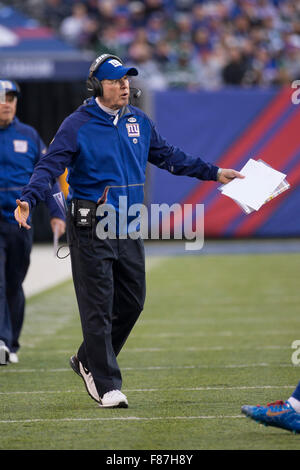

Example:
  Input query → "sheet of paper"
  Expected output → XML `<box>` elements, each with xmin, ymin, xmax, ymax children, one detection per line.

<box><xmin>220</xmin><ymin>159</ymin><xmax>287</xmax><ymax>211</ymax></box>
<box><xmin>53</xmin><ymin>226</ymin><xmax>59</xmax><ymax>257</ymax></box>
<box><xmin>53</xmin><ymin>191</ymin><xmax>67</xmax><ymax>216</ymax></box>
<box><xmin>232</xmin><ymin>198</ymin><xmax>254</xmax><ymax>214</ymax></box>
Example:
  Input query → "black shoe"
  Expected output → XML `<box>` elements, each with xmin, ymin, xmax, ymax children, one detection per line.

<box><xmin>69</xmin><ymin>355</ymin><xmax>100</xmax><ymax>403</ymax></box>
<box><xmin>0</xmin><ymin>341</ymin><xmax>10</xmax><ymax>366</ymax></box>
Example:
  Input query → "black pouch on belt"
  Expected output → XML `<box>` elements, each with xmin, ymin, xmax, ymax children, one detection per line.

<box><xmin>71</xmin><ymin>199</ymin><xmax>96</xmax><ymax>228</ymax></box>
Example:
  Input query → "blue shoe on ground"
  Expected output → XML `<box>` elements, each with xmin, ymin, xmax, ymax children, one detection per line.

<box><xmin>242</xmin><ymin>400</ymin><xmax>300</xmax><ymax>434</ymax></box>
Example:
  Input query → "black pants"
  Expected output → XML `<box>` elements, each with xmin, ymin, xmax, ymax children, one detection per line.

<box><xmin>68</xmin><ymin>215</ymin><xmax>146</xmax><ymax>397</ymax></box>
<box><xmin>0</xmin><ymin>221</ymin><xmax>33</xmax><ymax>352</ymax></box>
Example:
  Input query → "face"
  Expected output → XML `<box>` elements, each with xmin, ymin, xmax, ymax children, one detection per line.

<box><xmin>0</xmin><ymin>92</ymin><xmax>17</xmax><ymax>126</ymax></box>
<box><xmin>99</xmin><ymin>75</ymin><xmax>130</xmax><ymax>109</ymax></box>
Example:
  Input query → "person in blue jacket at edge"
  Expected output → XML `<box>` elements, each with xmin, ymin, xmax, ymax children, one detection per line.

<box><xmin>0</xmin><ymin>80</ymin><xmax>66</xmax><ymax>366</ymax></box>
<box><xmin>15</xmin><ymin>54</ymin><xmax>243</xmax><ymax>409</ymax></box>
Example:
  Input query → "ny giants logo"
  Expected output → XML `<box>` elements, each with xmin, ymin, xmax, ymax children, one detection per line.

<box><xmin>126</xmin><ymin>123</ymin><xmax>140</xmax><ymax>137</ymax></box>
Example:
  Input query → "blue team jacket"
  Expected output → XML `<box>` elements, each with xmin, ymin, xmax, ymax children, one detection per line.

<box><xmin>21</xmin><ymin>98</ymin><xmax>219</xmax><ymax>220</ymax></box>
<box><xmin>0</xmin><ymin>117</ymin><xmax>63</xmax><ymax>224</ymax></box>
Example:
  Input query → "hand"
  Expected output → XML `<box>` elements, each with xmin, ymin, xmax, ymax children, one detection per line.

<box><xmin>217</xmin><ymin>168</ymin><xmax>245</xmax><ymax>184</ymax></box>
<box><xmin>14</xmin><ymin>199</ymin><xmax>31</xmax><ymax>229</ymax></box>
<box><xmin>50</xmin><ymin>218</ymin><xmax>66</xmax><ymax>239</ymax></box>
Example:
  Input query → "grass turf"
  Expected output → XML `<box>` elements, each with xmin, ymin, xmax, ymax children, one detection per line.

<box><xmin>0</xmin><ymin>252</ymin><xmax>300</xmax><ymax>450</ymax></box>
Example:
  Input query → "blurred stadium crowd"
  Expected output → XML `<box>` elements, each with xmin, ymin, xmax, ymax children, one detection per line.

<box><xmin>5</xmin><ymin>0</ymin><xmax>300</xmax><ymax>90</ymax></box>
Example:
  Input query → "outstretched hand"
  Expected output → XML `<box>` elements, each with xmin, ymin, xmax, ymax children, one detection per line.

<box><xmin>217</xmin><ymin>169</ymin><xmax>245</xmax><ymax>184</ymax></box>
<box><xmin>14</xmin><ymin>199</ymin><xmax>31</xmax><ymax>229</ymax></box>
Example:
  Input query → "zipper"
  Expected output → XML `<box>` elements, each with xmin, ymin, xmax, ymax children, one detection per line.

<box><xmin>115</xmin><ymin>116</ymin><xmax>131</xmax><ymax>202</ymax></box>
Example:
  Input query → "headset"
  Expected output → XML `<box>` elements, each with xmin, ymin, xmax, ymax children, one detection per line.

<box><xmin>86</xmin><ymin>54</ymin><xmax>121</xmax><ymax>97</ymax></box>
<box><xmin>0</xmin><ymin>80</ymin><xmax>21</xmax><ymax>97</ymax></box>
<box><xmin>86</xmin><ymin>53</ymin><xmax>142</xmax><ymax>100</ymax></box>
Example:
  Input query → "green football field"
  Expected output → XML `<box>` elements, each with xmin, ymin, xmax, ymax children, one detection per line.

<box><xmin>1</xmin><ymin>250</ymin><xmax>300</xmax><ymax>450</ymax></box>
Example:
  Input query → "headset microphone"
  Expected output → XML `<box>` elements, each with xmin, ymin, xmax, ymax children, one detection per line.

<box><xmin>130</xmin><ymin>87</ymin><xmax>142</xmax><ymax>99</ymax></box>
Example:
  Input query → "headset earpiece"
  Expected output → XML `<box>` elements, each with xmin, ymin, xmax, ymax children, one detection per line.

<box><xmin>86</xmin><ymin>76</ymin><xmax>103</xmax><ymax>97</ymax></box>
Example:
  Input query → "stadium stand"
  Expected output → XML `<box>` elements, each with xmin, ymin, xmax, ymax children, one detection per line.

<box><xmin>2</xmin><ymin>0</ymin><xmax>300</xmax><ymax>89</ymax></box>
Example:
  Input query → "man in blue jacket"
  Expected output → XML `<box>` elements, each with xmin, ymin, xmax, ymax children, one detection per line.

<box><xmin>15</xmin><ymin>54</ymin><xmax>243</xmax><ymax>408</ymax></box>
<box><xmin>0</xmin><ymin>80</ymin><xmax>66</xmax><ymax>365</ymax></box>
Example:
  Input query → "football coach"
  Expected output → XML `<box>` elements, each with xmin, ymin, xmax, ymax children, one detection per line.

<box><xmin>15</xmin><ymin>54</ymin><xmax>243</xmax><ymax>408</ymax></box>
<box><xmin>0</xmin><ymin>80</ymin><xmax>65</xmax><ymax>365</ymax></box>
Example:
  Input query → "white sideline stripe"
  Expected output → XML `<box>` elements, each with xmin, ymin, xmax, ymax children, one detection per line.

<box><xmin>32</xmin><ymin>330</ymin><xmax>297</xmax><ymax>342</ymax></box>
<box><xmin>0</xmin><ymin>415</ymin><xmax>244</xmax><ymax>424</ymax></box>
<box><xmin>19</xmin><ymin>345</ymin><xmax>292</xmax><ymax>354</ymax></box>
<box><xmin>24</xmin><ymin>245</ymin><xmax>72</xmax><ymax>297</ymax></box>
<box><xmin>87</xmin><ymin>345</ymin><xmax>293</xmax><ymax>352</ymax></box>
<box><xmin>0</xmin><ymin>385</ymin><xmax>295</xmax><ymax>395</ymax></box>
<box><xmin>135</xmin><ymin>330</ymin><xmax>299</xmax><ymax>338</ymax></box>
<box><xmin>0</xmin><ymin>363</ymin><xmax>292</xmax><ymax>373</ymax></box>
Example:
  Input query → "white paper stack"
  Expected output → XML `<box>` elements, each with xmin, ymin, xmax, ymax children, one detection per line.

<box><xmin>218</xmin><ymin>158</ymin><xmax>290</xmax><ymax>214</ymax></box>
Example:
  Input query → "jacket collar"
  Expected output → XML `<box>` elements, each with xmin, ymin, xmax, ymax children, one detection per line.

<box><xmin>84</xmin><ymin>97</ymin><xmax>133</xmax><ymax>122</ymax></box>
<box><xmin>0</xmin><ymin>116</ymin><xmax>18</xmax><ymax>130</ymax></box>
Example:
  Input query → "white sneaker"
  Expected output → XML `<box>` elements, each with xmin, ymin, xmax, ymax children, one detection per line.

<box><xmin>99</xmin><ymin>390</ymin><xmax>128</xmax><ymax>408</ymax></box>
<box><xmin>0</xmin><ymin>341</ymin><xmax>10</xmax><ymax>365</ymax></box>
<box><xmin>9</xmin><ymin>353</ymin><xmax>19</xmax><ymax>364</ymax></box>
